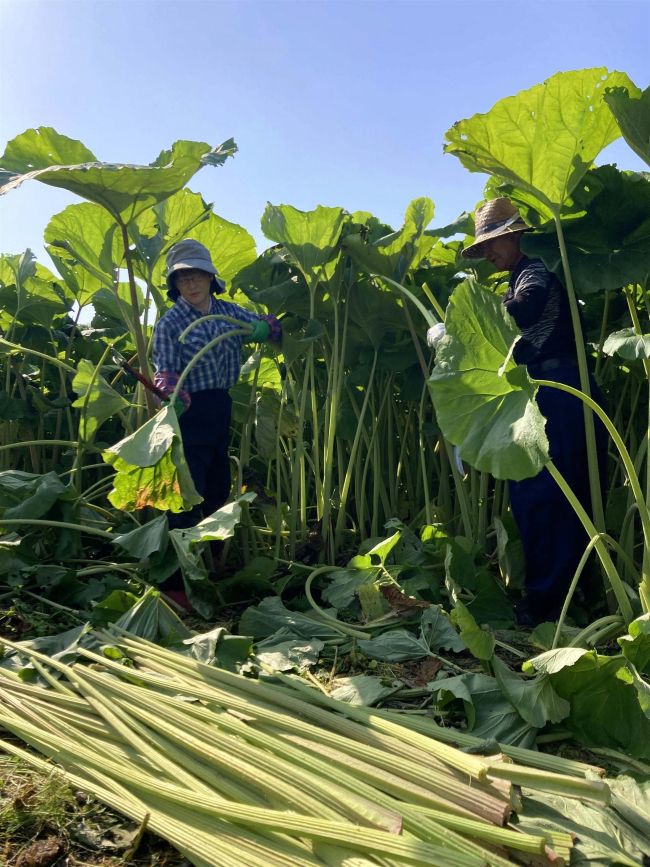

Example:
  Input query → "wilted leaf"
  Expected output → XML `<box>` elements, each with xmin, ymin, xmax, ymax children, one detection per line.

<box><xmin>102</xmin><ymin>404</ymin><xmax>201</xmax><ymax>512</ymax></box>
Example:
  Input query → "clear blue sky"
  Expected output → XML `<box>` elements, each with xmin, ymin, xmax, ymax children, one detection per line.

<box><xmin>0</xmin><ymin>0</ymin><xmax>648</xmax><ymax>261</ymax></box>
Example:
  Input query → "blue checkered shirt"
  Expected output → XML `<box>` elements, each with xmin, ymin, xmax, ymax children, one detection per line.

<box><xmin>153</xmin><ymin>296</ymin><xmax>262</xmax><ymax>393</ymax></box>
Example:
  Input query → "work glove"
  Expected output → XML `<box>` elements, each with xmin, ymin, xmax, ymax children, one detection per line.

<box><xmin>247</xmin><ymin>320</ymin><xmax>272</xmax><ymax>343</ymax></box>
<box><xmin>426</xmin><ymin>322</ymin><xmax>446</xmax><ymax>350</ymax></box>
<box><xmin>163</xmin><ymin>397</ymin><xmax>187</xmax><ymax>417</ymax></box>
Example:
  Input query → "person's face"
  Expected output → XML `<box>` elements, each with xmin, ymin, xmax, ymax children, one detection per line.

<box><xmin>479</xmin><ymin>233</ymin><xmax>522</xmax><ymax>272</ymax></box>
<box><xmin>175</xmin><ymin>269</ymin><xmax>212</xmax><ymax>311</ymax></box>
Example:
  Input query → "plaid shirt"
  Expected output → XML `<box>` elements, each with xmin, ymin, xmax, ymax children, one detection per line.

<box><xmin>153</xmin><ymin>296</ymin><xmax>277</xmax><ymax>393</ymax></box>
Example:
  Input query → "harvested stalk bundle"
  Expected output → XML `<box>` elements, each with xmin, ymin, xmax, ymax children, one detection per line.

<box><xmin>0</xmin><ymin>629</ymin><xmax>606</xmax><ymax>866</ymax></box>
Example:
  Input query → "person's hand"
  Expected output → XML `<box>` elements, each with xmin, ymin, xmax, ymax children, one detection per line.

<box><xmin>247</xmin><ymin>320</ymin><xmax>272</xmax><ymax>343</ymax></box>
<box><xmin>426</xmin><ymin>322</ymin><xmax>446</xmax><ymax>350</ymax></box>
<box><xmin>163</xmin><ymin>397</ymin><xmax>187</xmax><ymax>417</ymax></box>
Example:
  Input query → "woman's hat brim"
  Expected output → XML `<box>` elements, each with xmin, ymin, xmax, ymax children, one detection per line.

<box><xmin>462</xmin><ymin>224</ymin><xmax>528</xmax><ymax>259</ymax></box>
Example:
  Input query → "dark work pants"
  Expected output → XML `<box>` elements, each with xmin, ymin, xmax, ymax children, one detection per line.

<box><xmin>508</xmin><ymin>363</ymin><xmax>607</xmax><ymax>619</ymax></box>
<box><xmin>168</xmin><ymin>389</ymin><xmax>233</xmax><ymax>531</ymax></box>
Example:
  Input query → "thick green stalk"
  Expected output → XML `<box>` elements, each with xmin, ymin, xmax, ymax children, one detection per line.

<box><xmin>119</xmin><ymin>220</ymin><xmax>155</xmax><ymax>418</ymax></box>
<box><xmin>552</xmin><ymin>210</ymin><xmax>604</xmax><ymax>531</ymax></box>
<box><xmin>546</xmin><ymin>461</ymin><xmax>634</xmax><ymax>623</ymax></box>
<box><xmin>536</xmin><ymin>377</ymin><xmax>650</xmax><ymax>569</ymax></box>
<box><xmin>334</xmin><ymin>351</ymin><xmax>378</xmax><ymax>549</ymax></box>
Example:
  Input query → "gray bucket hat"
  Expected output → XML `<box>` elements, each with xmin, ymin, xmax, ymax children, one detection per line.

<box><xmin>165</xmin><ymin>239</ymin><xmax>226</xmax><ymax>294</ymax></box>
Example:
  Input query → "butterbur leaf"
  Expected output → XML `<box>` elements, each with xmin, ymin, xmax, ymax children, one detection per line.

<box><xmin>429</xmin><ymin>278</ymin><xmax>549</xmax><ymax>480</ymax></box>
<box><xmin>183</xmin><ymin>626</ymin><xmax>253</xmax><ymax>672</ymax></box>
<box><xmin>0</xmin><ymin>470</ymin><xmax>70</xmax><ymax>520</ymax></box>
<box><xmin>430</xmin><ymin>672</ymin><xmax>536</xmax><ymax>747</ymax></box>
<box><xmin>605</xmin><ymin>84</ymin><xmax>650</xmax><ymax>166</ymax></box>
<box><xmin>112</xmin><ymin>515</ymin><xmax>169</xmax><ymax>560</ymax></box>
<box><xmin>450</xmin><ymin>601</ymin><xmax>495</xmax><ymax>661</ymax></box>
<box><xmin>330</xmin><ymin>674</ymin><xmax>402</xmax><ymax>706</ymax></box>
<box><xmin>255</xmin><ymin>634</ymin><xmax>324</xmax><ymax>672</ymax></box>
<box><xmin>0</xmin><ymin>127</ymin><xmax>237</xmax><ymax>223</ymax></box>
<box><xmin>238</xmin><ymin>596</ymin><xmax>342</xmax><ymax>642</ymax></box>
<box><xmin>343</xmin><ymin>197</ymin><xmax>437</xmax><ymax>282</ymax></box>
<box><xmin>261</xmin><ymin>203</ymin><xmax>347</xmax><ymax>292</ymax></box>
<box><xmin>521</xmin><ymin>166</ymin><xmax>650</xmax><ymax>294</ymax></box>
<box><xmin>602</xmin><ymin>328</ymin><xmax>650</xmax><ymax>361</ymax></box>
<box><xmin>492</xmin><ymin>656</ymin><xmax>570</xmax><ymax>728</ymax></box>
<box><xmin>72</xmin><ymin>359</ymin><xmax>131</xmax><ymax>441</ymax></box>
<box><xmin>102</xmin><ymin>404</ymin><xmax>201</xmax><ymax>512</ymax></box>
<box><xmin>525</xmin><ymin>648</ymin><xmax>650</xmax><ymax>758</ymax></box>
<box><xmin>445</xmin><ymin>68</ymin><xmax>639</xmax><ymax>209</ymax></box>
<box><xmin>358</xmin><ymin>629</ymin><xmax>432</xmax><ymax>663</ymax></box>
<box><xmin>618</xmin><ymin>614</ymin><xmax>650</xmax><ymax>676</ymax></box>
<box><xmin>420</xmin><ymin>605</ymin><xmax>466</xmax><ymax>653</ymax></box>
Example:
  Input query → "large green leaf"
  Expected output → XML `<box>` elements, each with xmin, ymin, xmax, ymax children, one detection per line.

<box><xmin>0</xmin><ymin>127</ymin><xmax>237</xmax><ymax>223</ymax></box>
<box><xmin>492</xmin><ymin>656</ymin><xmax>570</xmax><ymax>728</ymax></box>
<box><xmin>605</xmin><ymin>84</ymin><xmax>650</xmax><ymax>166</ymax></box>
<box><xmin>429</xmin><ymin>278</ymin><xmax>549</xmax><ymax>480</ymax></box>
<box><xmin>238</xmin><ymin>596</ymin><xmax>343</xmax><ymax>642</ymax></box>
<box><xmin>450</xmin><ymin>601</ymin><xmax>495</xmax><ymax>661</ymax></box>
<box><xmin>521</xmin><ymin>166</ymin><xmax>650</xmax><ymax>293</ymax></box>
<box><xmin>430</xmin><ymin>672</ymin><xmax>536</xmax><ymax>747</ymax></box>
<box><xmin>524</xmin><ymin>648</ymin><xmax>650</xmax><ymax>758</ymax></box>
<box><xmin>343</xmin><ymin>198</ymin><xmax>438</xmax><ymax>282</ymax></box>
<box><xmin>0</xmin><ymin>470</ymin><xmax>70</xmax><ymax>520</ymax></box>
<box><xmin>112</xmin><ymin>515</ymin><xmax>169</xmax><ymax>561</ymax></box>
<box><xmin>261</xmin><ymin>203</ymin><xmax>347</xmax><ymax>292</ymax></box>
<box><xmin>618</xmin><ymin>614</ymin><xmax>650</xmax><ymax>676</ymax></box>
<box><xmin>72</xmin><ymin>359</ymin><xmax>130</xmax><ymax>441</ymax></box>
<box><xmin>169</xmin><ymin>494</ymin><xmax>255</xmax><ymax>618</ymax></box>
<box><xmin>602</xmin><ymin>328</ymin><xmax>650</xmax><ymax>361</ymax></box>
<box><xmin>445</xmin><ymin>68</ymin><xmax>639</xmax><ymax>209</ymax></box>
<box><xmin>45</xmin><ymin>202</ymin><xmax>121</xmax><ymax>304</ymax></box>
<box><xmin>102</xmin><ymin>404</ymin><xmax>201</xmax><ymax>512</ymax></box>
<box><xmin>0</xmin><ymin>251</ymin><xmax>72</xmax><ymax>327</ymax></box>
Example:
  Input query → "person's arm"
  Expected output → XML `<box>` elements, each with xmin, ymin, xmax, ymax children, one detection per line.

<box><xmin>152</xmin><ymin>321</ymin><xmax>191</xmax><ymax>410</ymax></box>
<box><xmin>228</xmin><ymin>304</ymin><xmax>282</xmax><ymax>343</ymax></box>
<box><xmin>504</xmin><ymin>262</ymin><xmax>553</xmax><ymax>329</ymax></box>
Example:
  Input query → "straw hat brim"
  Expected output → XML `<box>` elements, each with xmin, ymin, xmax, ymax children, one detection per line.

<box><xmin>462</xmin><ymin>223</ymin><xmax>529</xmax><ymax>259</ymax></box>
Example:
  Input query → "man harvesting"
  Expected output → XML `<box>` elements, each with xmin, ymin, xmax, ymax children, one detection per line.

<box><xmin>462</xmin><ymin>199</ymin><xmax>607</xmax><ymax>626</ymax></box>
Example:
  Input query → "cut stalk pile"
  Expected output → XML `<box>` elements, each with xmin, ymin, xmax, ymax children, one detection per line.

<box><xmin>0</xmin><ymin>629</ymin><xmax>617</xmax><ymax>866</ymax></box>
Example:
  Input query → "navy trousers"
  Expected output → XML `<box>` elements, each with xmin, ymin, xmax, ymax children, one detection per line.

<box><xmin>509</xmin><ymin>363</ymin><xmax>607</xmax><ymax>619</ymax></box>
<box><xmin>168</xmin><ymin>389</ymin><xmax>233</xmax><ymax>531</ymax></box>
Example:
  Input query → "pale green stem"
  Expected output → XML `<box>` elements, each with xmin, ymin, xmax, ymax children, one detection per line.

<box><xmin>546</xmin><ymin>461</ymin><xmax>634</xmax><ymax>624</ymax></box>
<box><xmin>552</xmin><ymin>210</ymin><xmax>605</xmax><ymax>531</ymax></box>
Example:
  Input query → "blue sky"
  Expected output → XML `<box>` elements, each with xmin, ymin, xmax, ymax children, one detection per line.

<box><xmin>0</xmin><ymin>0</ymin><xmax>648</xmax><ymax>260</ymax></box>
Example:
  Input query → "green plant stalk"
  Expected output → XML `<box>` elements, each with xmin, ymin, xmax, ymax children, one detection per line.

<box><xmin>546</xmin><ymin>461</ymin><xmax>635</xmax><ymax>623</ymax></box>
<box><xmin>552</xmin><ymin>210</ymin><xmax>605</xmax><ymax>533</ymax></box>
<box><xmin>321</xmin><ymin>302</ymin><xmax>344</xmax><ymax>554</ymax></box>
<box><xmin>71</xmin><ymin>341</ymin><xmax>114</xmax><ymax>495</ymax></box>
<box><xmin>375</xmin><ymin>708</ymin><xmax>604</xmax><ymax>777</ymax></box>
<box><xmin>535</xmin><ymin>377</ymin><xmax>650</xmax><ymax>551</ymax></box>
<box><xmin>0</xmin><ymin>337</ymin><xmax>76</xmax><ymax>374</ymax></box>
<box><xmin>304</xmin><ymin>566</ymin><xmax>374</xmax><ymax>640</ymax></box>
<box><xmin>110</xmin><ymin>639</ymin><xmax>508</xmax><ymax>819</ymax></box>
<box><xmin>0</xmin><ymin>518</ymin><xmax>114</xmax><ymax>540</ymax></box>
<box><xmin>0</xmin><ymin>737</ymin><xmax>309</xmax><ymax>867</ymax></box>
<box><xmin>334</xmin><ymin>351</ymin><xmax>378</xmax><ymax>550</ymax></box>
<box><xmin>623</xmin><ymin>284</ymin><xmax>650</xmax><ymax>604</ymax></box>
<box><xmin>552</xmin><ymin>534</ymin><xmax>604</xmax><ymax>649</ymax></box>
<box><xmin>91</xmin><ymin>676</ymin><xmax>403</xmax><ymax>834</ymax></box>
<box><xmin>73</xmin><ymin>669</ymin><xmax>347</xmax><ymax>825</ymax></box>
<box><xmin>5</xmin><ymin>692</ymin><xmax>476</xmax><ymax>864</ymax></box>
<box><xmin>169</xmin><ymin>328</ymin><xmax>250</xmax><ymax>404</ymax></box>
<box><xmin>484</xmin><ymin>762</ymin><xmax>610</xmax><ymax>805</ymax></box>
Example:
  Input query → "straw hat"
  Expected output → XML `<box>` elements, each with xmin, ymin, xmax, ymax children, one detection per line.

<box><xmin>462</xmin><ymin>198</ymin><xmax>529</xmax><ymax>259</ymax></box>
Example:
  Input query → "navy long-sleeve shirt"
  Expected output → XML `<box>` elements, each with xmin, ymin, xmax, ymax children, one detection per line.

<box><xmin>504</xmin><ymin>256</ymin><xmax>576</xmax><ymax>367</ymax></box>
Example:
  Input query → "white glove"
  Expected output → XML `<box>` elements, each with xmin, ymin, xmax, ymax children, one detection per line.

<box><xmin>426</xmin><ymin>322</ymin><xmax>446</xmax><ymax>350</ymax></box>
